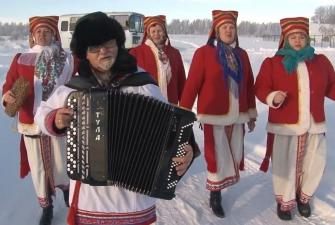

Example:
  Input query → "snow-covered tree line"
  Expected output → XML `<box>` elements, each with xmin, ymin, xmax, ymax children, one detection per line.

<box><xmin>0</xmin><ymin>19</ymin><xmax>281</xmax><ymax>38</ymax></box>
<box><xmin>0</xmin><ymin>22</ymin><xmax>28</xmax><ymax>40</ymax></box>
<box><xmin>167</xmin><ymin>19</ymin><xmax>282</xmax><ymax>36</ymax></box>
<box><xmin>312</xmin><ymin>5</ymin><xmax>335</xmax><ymax>24</ymax></box>
<box><xmin>1</xmin><ymin>5</ymin><xmax>335</xmax><ymax>39</ymax></box>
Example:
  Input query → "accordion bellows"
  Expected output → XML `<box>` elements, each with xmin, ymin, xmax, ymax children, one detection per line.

<box><xmin>5</xmin><ymin>77</ymin><xmax>30</xmax><ymax>117</ymax></box>
<box><xmin>66</xmin><ymin>89</ymin><xmax>196</xmax><ymax>200</ymax></box>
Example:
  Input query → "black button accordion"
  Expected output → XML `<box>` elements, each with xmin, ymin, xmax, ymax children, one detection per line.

<box><xmin>66</xmin><ymin>88</ymin><xmax>196</xmax><ymax>200</ymax></box>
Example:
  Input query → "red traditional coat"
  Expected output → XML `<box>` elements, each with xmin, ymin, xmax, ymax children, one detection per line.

<box><xmin>2</xmin><ymin>46</ymin><xmax>75</xmax><ymax>178</ymax></box>
<box><xmin>255</xmin><ymin>54</ymin><xmax>335</xmax><ymax>134</ymax></box>
<box><xmin>180</xmin><ymin>44</ymin><xmax>256</xmax><ymax>125</ymax></box>
<box><xmin>130</xmin><ymin>44</ymin><xmax>186</xmax><ymax>104</ymax></box>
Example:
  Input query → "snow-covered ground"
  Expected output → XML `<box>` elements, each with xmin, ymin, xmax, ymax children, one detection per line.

<box><xmin>0</xmin><ymin>35</ymin><xmax>334</xmax><ymax>225</ymax></box>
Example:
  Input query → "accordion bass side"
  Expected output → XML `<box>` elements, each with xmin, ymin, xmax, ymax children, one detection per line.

<box><xmin>66</xmin><ymin>89</ymin><xmax>196</xmax><ymax>200</ymax></box>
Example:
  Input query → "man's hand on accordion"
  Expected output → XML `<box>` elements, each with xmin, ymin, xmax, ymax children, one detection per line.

<box><xmin>55</xmin><ymin>107</ymin><xmax>73</xmax><ymax>130</ymax></box>
<box><xmin>173</xmin><ymin>144</ymin><xmax>193</xmax><ymax>176</ymax></box>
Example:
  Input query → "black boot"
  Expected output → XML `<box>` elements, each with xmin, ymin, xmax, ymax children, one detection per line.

<box><xmin>39</xmin><ymin>205</ymin><xmax>53</xmax><ymax>225</ymax></box>
<box><xmin>277</xmin><ymin>203</ymin><xmax>292</xmax><ymax>221</ymax></box>
<box><xmin>63</xmin><ymin>189</ymin><xmax>69</xmax><ymax>207</ymax></box>
<box><xmin>209</xmin><ymin>191</ymin><xmax>225</xmax><ymax>218</ymax></box>
<box><xmin>297</xmin><ymin>197</ymin><xmax>311</xmax><ymax>217</ymax></box>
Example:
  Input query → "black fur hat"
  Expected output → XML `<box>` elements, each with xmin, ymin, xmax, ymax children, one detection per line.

<box><xmin>70</xmin><ymin>11</ymin><xmax>126</xmax><ymax>59</ymax></box>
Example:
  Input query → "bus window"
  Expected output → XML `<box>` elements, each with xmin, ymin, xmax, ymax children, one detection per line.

<box><xmin>129</xmin><ymin>15</ymin><xmax>143</xmax><ymax>33</ymax></box>
<box><xmin>59</xmin><ymin>12</ymin><xmax>144</xmax><ymax>49</ymax></box>
<box><xmin>69</xmin><ymin>17</ymin><xmax>80</xmax><ymax>31</ymax></box>
<box><xmin>112</xmin><ymin>15</ymin><xmax>128</xmax><ymax>29</ymax></box>
<box><xmin>60</xmin><ymin>21</ymin><xmax>68</xmax><ymax>31</ymax></box>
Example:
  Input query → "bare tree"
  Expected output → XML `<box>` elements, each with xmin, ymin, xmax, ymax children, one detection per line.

<box><xmin>312</xmin><ymin>5</ymin><xmax>335</xmax><ymax>24</ymax></box>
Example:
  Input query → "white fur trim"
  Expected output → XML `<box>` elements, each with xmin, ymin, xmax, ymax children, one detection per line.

<box><xmin>197</xmin><ymin>78</ymin><xmax>242</xmax><ymax>125</ymax></box>
<box><xmin>297</xmin><ymin>62</ymin><xmax>311</xmax><ymax>131</ymax></box>
<box><xmin>309</xmin><ymin>116</ymin><xmax>327</xmax><ymax>133</ymax></box>
<box><xmin>29</xmin><ymin>45</ymin><xmax>47</xmax><ymax>53</ymax></box>
<box><xmin>267</xmin><ymin>115</ymin><xmax>326</xmax><ymax>135</ymax></box>
<box><xmin>17</xmin><ymin>122</ymin><xmax>40</xmax><ymax>135</ymax></box>
<box><xmin>145</xmin><ymin>39</ymin><xmax>171</xmax><ymax>101</ymax></box>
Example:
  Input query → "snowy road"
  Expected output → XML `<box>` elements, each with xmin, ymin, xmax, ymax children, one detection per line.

<box><xmin>0</xmin><ymin>35</ymin><xmax>334</xmax><ymax>225</ymax></box>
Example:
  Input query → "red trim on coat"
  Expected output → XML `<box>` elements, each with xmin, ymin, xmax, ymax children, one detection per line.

<box><xmin>225</xmin><ymin>125</ymin><xmax>243</xmax><ymax>174</ymax></box>
<box><xmin>204</xmin><ymin>124</ymin><xmax>217</xmax><ymax>172</ymax></box>
<box><xmin>260</xmin><ymin>133</ymin><xmax>274</xmax><ymax>172</ymax></box>
<box><xmin>67</xmin><ymin>181</ymin><xmax>81</xmax><ymax>225</ymax></box>
<box><xmin>239</xmin><ymin>125</ymin><xmax>246</xmax><ymax>171</ymax></box>
<box><xmin>39</xmin><ymin>135</ymin><xmax>55</xmax><ymax>206</ymax></box>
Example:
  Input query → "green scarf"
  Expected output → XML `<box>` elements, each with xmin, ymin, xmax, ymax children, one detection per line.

<box><xmin>275</xmin><ymin>41</ymin><xmax>315</xmax><ymax>74</ymax></box>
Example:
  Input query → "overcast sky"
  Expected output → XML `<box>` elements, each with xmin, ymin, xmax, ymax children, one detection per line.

<box><xmin>0</xmin><ymin>0</ymin><xmax>334</xmax><ymax>24</ymax></box>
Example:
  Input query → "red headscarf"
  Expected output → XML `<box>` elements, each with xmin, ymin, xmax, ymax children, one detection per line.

<box><xmin>207</xmin><ymin>10</ymin><xmax>239</xmax><ymax>46</ymax></box>
<box><xmin>142</xmin><ymin>15</ymin><xmax>169</xmax><ymax>44</ymax></box>
<box><xmin>278</xmin><ymin>17</ymin><xmax>309</xmax><ymax>49</ymax></box>
<box><xmin>29</xmin><ymin>16</ymin><xmax>61</xmax><ymax>48</ymax></box>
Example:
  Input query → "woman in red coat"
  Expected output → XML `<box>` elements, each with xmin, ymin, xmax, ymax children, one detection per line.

<box><xmin>2</xmin><ymin>16</ymin><xmax>74</xmax><ymax>225</ymax></box>
<box><xmin>180</xmin><ymin>10</ymin><xmax>257</xmax><ymax>218</ymax></box>
<box><xmin>255</xmin><ymin>17</ymin><xmax>335</xmax><ymax>221</ymax></box>
<box><xmin>130</xmin><ymin>15</ymin><xmax>200</xmax><ymax>159</ymax></box>
<box><xmin>130</xmin><ymin>15</ymin><xmax>185</xmax><ymax>105</ymax></box>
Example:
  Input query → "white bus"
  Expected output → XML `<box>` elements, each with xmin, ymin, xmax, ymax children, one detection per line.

<box><xmin>58</xmin><ymin>12</ymin><xmax>144</xmax><ymax>49</ymax></box>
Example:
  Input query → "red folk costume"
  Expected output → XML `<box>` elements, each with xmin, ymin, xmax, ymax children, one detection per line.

<box><xmin>2</xmin><ymin>16</ymin><xmax>73</xmax><ymax>209</ymax></box>
<box><xmin>180</xmin><ymin>10</ymin><xmax>257</xmax><ymax>191</ymax></box>
<box><xmin>255</xmin><ymin>17</ymin><xmax>335</xmax><ymax>217</ymax></box>
<box><xmin>130</xmin><ymin>15</ymin><xmax>186</xmax><ymax>104</ymax></box>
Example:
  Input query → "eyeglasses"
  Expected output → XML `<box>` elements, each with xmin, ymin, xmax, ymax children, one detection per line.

<box><xmin>87</xmin><ymin>40</ymin><xmax>117</xmax><ymax>53</ymax></box>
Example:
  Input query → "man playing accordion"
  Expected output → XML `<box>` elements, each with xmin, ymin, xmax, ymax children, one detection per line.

<box><xmin>35</xmin><ymin>12</ymin><xmax>197</xmax><ymax>225</ymax></box>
